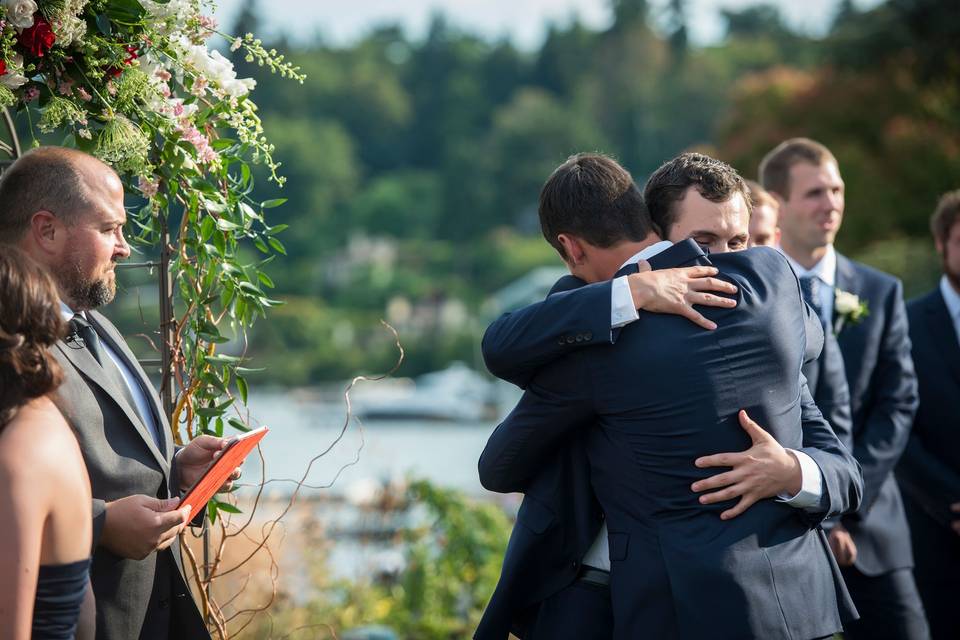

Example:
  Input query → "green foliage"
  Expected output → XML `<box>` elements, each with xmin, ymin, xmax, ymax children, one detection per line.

<box><xmin>99</xmin><ymin>0</ymin><xmax>955</xmax><ymax>385</ymax></box>
<box><xmin>245</xmin><ymin>479</ymin><xmax>513</xmax><ymax>639</ymax></box>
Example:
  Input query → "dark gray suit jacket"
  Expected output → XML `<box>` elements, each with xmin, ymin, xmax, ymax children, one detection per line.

<box><xmin>834</xmin><ymin>253</ymin><xmax>919</xmax><ymax>576</ymax></box>
<box><xmin>52</xmin><ymin>310</ymin><xmax>209</xmax><ymax>640</ymax></box>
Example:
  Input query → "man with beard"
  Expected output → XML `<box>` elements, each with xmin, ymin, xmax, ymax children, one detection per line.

<box><xmin>896</xmin><ymin>190</ymin><xmax>960</xmax><ymax>639</ymax></box>
<box><xmin>760</xmin><ymin>138</ymin><xmax>924</xmax><ymax>639</ymax></box>
<box><xmin>0</xmin><ymin>147</ymin><xmax>238</xmax><ymax>640</ymax></box>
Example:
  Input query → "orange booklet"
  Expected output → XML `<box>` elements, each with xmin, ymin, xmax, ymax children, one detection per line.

<box><xmin>181</xmin><ymin>426</ymin><xmax>269</xmax><ymax>513</ymax></box>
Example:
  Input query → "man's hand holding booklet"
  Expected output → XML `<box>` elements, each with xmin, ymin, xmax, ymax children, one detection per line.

<box><xmin>181</xmin><ymin>426</ymin><xmax>269</xmax><ymax>514</ymax></box>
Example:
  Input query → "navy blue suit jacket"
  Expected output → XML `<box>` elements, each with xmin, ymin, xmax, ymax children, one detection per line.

<box><xmin>480</xmin><ymin>247</ymin><xmax>857</xmax><ymax>639</ymax></box>
<box><xmin>476</xmin><ymin>243</ymin><xmax>861</xmax><ymax>639</ymax></box>
<box><xmin>896</xmin><ymin>288</ymin><xmax>960</xmax><ymax>580</ymax></box>
<box><xmin>834</xmin><ymin>253</ymin><xmax>919</xmax><ymax>575</ymax></box>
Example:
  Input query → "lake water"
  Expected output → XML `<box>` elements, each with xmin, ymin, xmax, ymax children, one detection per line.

<box><xmin>237</xmin><ymin>390</ymin><xmax>503</xmax><ymax>499</ymax></box>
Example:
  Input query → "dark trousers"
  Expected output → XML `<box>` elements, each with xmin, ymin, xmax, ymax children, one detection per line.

<box><xmin>904</xmin><ymin>498</ymin><xmax>960</xmax><ymax>640</ymax></box>
<box><xmin>840</xmin><ymin>566</ymin><xmax>930</xmax><ymax>640</ymax></box>
<box><xmin>530</xmin><ymin>580</ymin><xmax>613</xmax><ymax>640</ymax></box>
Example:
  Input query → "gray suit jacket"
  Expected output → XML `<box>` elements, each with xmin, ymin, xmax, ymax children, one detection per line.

<box><xmin>52</xmin><ymin>310</ymin><xmax>209</xmax><ymax>640</ymax></box>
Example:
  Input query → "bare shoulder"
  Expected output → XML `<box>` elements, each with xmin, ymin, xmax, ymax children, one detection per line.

<box><xmin>0</xmin><ymin>397</ymin><xmax>79</xmax><ymax>480</ymax></box>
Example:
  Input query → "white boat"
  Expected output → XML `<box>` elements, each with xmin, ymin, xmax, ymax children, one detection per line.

<box><xmin>352</xmin><ymin>362</ymin><xmax>496</xmax><ymax>422</ymax></box>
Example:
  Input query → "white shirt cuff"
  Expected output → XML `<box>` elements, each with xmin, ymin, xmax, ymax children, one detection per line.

<box><xmin>611</xmin><ymin>275</ymin><xmax>639</xmax><ymax>329</ymax></box>
<box><xmin>776</xmin><ymin>449</ymin><xmax>823</xmax><ymax>510</ymax></box>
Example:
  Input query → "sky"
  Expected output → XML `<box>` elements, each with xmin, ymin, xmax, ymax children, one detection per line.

<box><xmin>212</xmin><ymin>0</ymin><xmax>885</xmax><ymax>50</ymax></box>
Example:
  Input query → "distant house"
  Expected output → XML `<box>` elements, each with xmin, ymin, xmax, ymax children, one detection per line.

<box><xmin>483</xmin><ymin>265</ymin><xmax>567</xmax><ymax>319</ymax></box>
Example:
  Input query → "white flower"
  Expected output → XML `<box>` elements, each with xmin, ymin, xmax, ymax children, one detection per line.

<box><xmin>52</xmin><ymin>13</ymin><xmax>86</xmax><ymax>47</ymax></box>
<box><xmin>0</xmin><ymin>54</ymin><xmax>28</xmax><ymax>89</ymax></box>
<box><xmin>834</xmin><ymin>289</ymin><xmax>861</xmax><ymax>315</ymax></box>
<box><xmin>175</xmin><ymin>38</ymin><xmax>256</xmax><ymax>98</ymax></box>
<box><xmin>3</xmin><ymin>0</ymin><xmax>37</xmax><ymax>30</ymax></box>
<box><xmin>833</xmin><ymin>287</ymin><xmax>869</xmax><ymax>333</ymax></box>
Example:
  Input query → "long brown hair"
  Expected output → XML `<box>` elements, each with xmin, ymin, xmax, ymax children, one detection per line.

<box><xmin>0</xmin><ymin>247</ymin><xmax>67</xmax><ymax>428</ymax></box>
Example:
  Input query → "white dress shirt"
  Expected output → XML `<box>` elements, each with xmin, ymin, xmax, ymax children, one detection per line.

<box><xmin>60</xmin><ymin>301</ymin><xmax>163</xmax><ymax>447</ymax></box>
<box><xmin>940</xmin><ymin>275</ymin><xmax>960</xmax><ymax>346</ymax></box>
<box><xmin>584</xmin><ymin>242</ymin><xmax>824</xmax><ymax>571</ymax></box>
<box><xmin>780</xmin><ymin>245</ymin><xmax>838</xmax><ymax>323</ymax></box>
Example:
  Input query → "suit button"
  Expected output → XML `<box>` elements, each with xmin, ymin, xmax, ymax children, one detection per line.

<box><xmin>584</xmin><ymin>331</ymin><xmax>593</xmax><ymax>341</ymax></box>
<box><xmin>565</xmin><ymin>335</ymin><xmax>576</xmax><ymax>344</ymax></box>
<box><xmin>558</xmin><ymin>337</ymin><xmax>566</xmax><ymax>345</ymax></box>
<box><xmin>572</xmin><ymin>560</ymin><xmax>580</xmax><ymax>569</ymax></box>
<box><xmin>575</xmin><ymin>334</ymin><xmax>584</xmax><ymax>342</ymax></box>
<box><xmin>159</xmin><ymin>598</ymin><xmax>170</xmax><ymax>610</ymax></box>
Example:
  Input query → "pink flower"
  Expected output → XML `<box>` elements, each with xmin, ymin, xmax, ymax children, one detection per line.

<box><xmin>199</xmin><ymin>15</ymin><xmax>218</xmax><ymax>32</ymax></box>
<box><xmin>155</xmin><ymin>69</ymin><xmax>172</xmax><ymax>82</ymax></box>
<box><xmin>58</xmin><ymin>79</ymin><xmax>74</xmax><ymax>95</ymax></box>
<box><xmin>138</xmin><ymin>175</ymin><xmax>160</xmax><ymax>198</ymax></box>
<box><xmin>176</xmin><ymin>120</ymin><xmax>219</xmax><ymax>165</ymax></box>
<box><xmin>76</xmin><ymin>87</ymin><xmax>92</xmax><ymax>101</ymax></box>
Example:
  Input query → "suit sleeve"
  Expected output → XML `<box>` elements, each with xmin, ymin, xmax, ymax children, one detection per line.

<box><xmin>478</xmin><ymin>354</ymin><xmax>595</xmax><ymax>493</ymax></box>
<box><xmin>844</xmin><ymin>280</ymin><xmax>919</xmax><ymax>520</ymax></box>
<box><xmin>796</xmin><ymin>378</ymin><xmax>863</xmax><ymax>523</ymax></box>
<box><xmin>482</xmin><ymin>279</ymin><xmax>615</xmax><ymax>388</ymax></box>
<box><xmin>92</xmin><ymin>498</ymin><xmax>106</xmax><ymax>551</ymax></box>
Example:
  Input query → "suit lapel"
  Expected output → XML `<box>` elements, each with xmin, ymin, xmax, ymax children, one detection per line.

<box><xmin>56</xmin><ymin>321</ymin><xmax>170</xmax><ymax>474</ymax></box>
<box><xmin>833</xmin><ymin>252</ymin><xmax>859</xmax><ymax>346</ymax></box>
<box><xmin>925</xmin><ymin>291</ymin><xmax>960</xmax><ymax>387</ymax></box>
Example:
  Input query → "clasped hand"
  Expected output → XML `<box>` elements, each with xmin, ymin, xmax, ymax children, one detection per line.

<box><xmin>690</xmin><ymin>410</ymin><xmax>802</xmax><ymax>520</ymax></box>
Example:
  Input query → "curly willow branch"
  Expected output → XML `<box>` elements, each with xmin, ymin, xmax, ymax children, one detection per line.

<box><xmin>185</xmin><ymin>321</ymin><xmax>403</xmax><ymax>636</ymax></box>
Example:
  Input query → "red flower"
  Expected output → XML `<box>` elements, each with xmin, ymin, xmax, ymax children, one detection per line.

<box><xmin>19</xmin><ymin>16</ymin><xmax>56</xmax><ymax>58</ymax></box>
<box><xmin>124</xmin><ymin>45</ymin><xmax>139</xmax><ymax>65</ymax></box>
<box><xmin>0</xmin><ymin>60</ymin><xmax>6</xmax><ymax>76</ymax></box>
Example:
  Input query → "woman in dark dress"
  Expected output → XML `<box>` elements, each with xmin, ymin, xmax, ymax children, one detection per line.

<box><xmin>0</xmin><ymin>248</ymin><xmax>93</xmax><ymax>639</ymax></box>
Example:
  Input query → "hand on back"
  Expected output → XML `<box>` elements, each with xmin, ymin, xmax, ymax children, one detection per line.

<box><xmin>628</xmin><ymin>263</ymin><xmax>738</xmax><ymax>331</ymax></box>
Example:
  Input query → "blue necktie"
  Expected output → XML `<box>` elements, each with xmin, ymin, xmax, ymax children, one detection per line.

<box><xmin>800</xmin><ymin>276</ymin><xmax>828</xmax><ymax>329</ymax></box>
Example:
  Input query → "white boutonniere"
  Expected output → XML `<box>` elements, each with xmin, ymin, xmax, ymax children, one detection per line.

<box><xmin>834</xmin><ymin>288</ymin><xmax>869</xmax><ymax>334</ymax></box>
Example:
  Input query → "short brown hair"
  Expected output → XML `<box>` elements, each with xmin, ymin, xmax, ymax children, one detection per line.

<box><xmin>0</xmin><ymin>247</ymin><xmax>66</xmax><ymax>428</ymax></box>
<box><xmin>0</xmin><ymin>146</ymin><xmax>97</xmax><ymax>241</ymax></box>
<box><xmin>745</xmin><ymin>179</ymin><xmax>778</xmax><ymax>212</ymax></box>
<box><xmin>539</xmin><ymin>153</ymin><xmax>653</xmax><ymax>259</ymax></box>
<box><xmin>758</xmin><ymin>138</ymin><xmax>837</xmax><ymax>198</ymax></box>
<box><xmin>931</xmin><ymin>189</ymin><xmax>960</xmax><ymax>244</ymax></box>
<box><xmin>643</xmin><ymin>152</ymin><xmax>752</xmax><ymax>237</ymax></box>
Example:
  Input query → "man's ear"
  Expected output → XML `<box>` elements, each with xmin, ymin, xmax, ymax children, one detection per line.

<box><xmin>29</xmin><ymin>210</ymin><xmax>63</xmax><ymax>254</ymax></box>
<box><xmin>557</xmin><ymin>233</ymin><xmax>586</xmax><ymax>266</ymax></box>
<box><xmin>935</xmin><ymin>238</ymin><xmax>944</xmax><ymax>257</ymax></box>
<box><xmin>774</xmin><ymin>227</ymin><xmax>782</xmax><ymax>246</ymax></box>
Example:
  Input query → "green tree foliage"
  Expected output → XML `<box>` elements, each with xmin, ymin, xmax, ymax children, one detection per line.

<box><xmin>218</xmin><ymin>0</ymin><xmax>956</xmax><ymax>385</ymax></box>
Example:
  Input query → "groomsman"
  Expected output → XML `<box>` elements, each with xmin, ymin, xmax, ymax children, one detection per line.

<box><xmin>761</xmin><ymin>138</ymin><xmax>926</xmax><ymax>639</ymax></box>
<box><xmin>744</xmin><ymin>180</ymin><xmax>853</xmax><ymax>457</ymax></box>
<box><xmin>896</xmin><ymin>190</ymin><xmax>960</xmax><ymax>639</ymax></box>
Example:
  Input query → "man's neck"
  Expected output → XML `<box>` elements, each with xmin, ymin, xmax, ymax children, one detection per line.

<box><xmin>780</xmin><ymin>238</ymin><xmax>830</xmax><ymax>271</ymax></box>
<box><xmin>591</xmin><ymin>234</ymin><xmax>661</xmax><ymax>282</ymax></box>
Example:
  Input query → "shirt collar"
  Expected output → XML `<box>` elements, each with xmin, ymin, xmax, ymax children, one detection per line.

<box><xmin>60</xmin><ymin>300</ymin><xmax>81</xmax><ymax>323</ymax></box>
<box><xmin>940</xmin><ymin>275</ymin><xmax>960</xmax><ymax>322</ymax></box>
<box><xmin>779</xmin><ymin>244</ymin><xmax>836</xmax><ymax>287</ymax></box>
<box><xmin>618</xmin><ymin>240</ymin><xmax>674</xmax><ymax>271</ymax></box>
